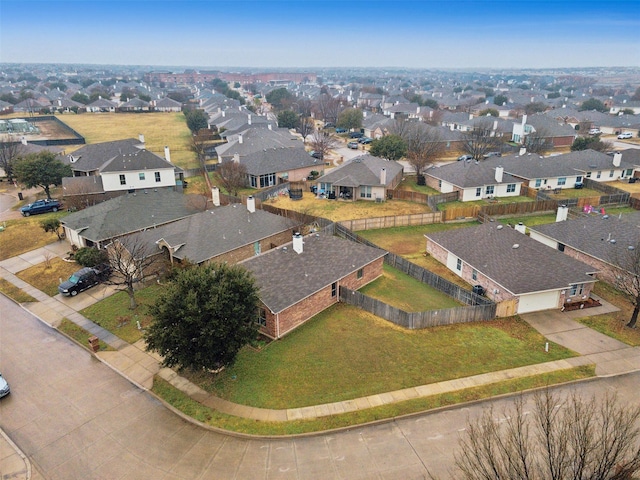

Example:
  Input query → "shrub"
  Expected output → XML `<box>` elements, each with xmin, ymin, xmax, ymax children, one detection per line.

<box><xmin>74</xmin><ymin>247</ymin><xmax>108</xmax><ymax>267</ymax></box>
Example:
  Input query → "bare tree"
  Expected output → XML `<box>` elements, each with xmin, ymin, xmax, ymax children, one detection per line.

<box><xmin>106</xmin><ymin>235</ymin><xmax>165</xmax><ymax>309</ymax></box>
<box><xmin>216</xmin><ymin>160</ymin><xmax>247</xmax><ymax>196</ymax></box>
<box><xmin>0</xmin><ymin>139</ymin><xmax>23</xmax><ymax>183</ymax></box>
<box><xmin>609</xmin><ymin>240</ymin><xmax>640</xmax><ymax>328</ymax></box>
<box><xmin>313</xmin><ymin>94</ymin><xmax>342</xmax><ymax>125</ymax></box>
<box><xmin>452</xmin><ymin>390</ymin><xmax>640</xmax><ymax>480</ymax></box>
<box><xmin>402</xmin><ymin>123</ymin><xmax>445</xmax><ymax>176</ymax></box>
<box><xmin>309</xmin><ymin>129</ymin><xmax>339</xmax><ymax>160</ymax></box>
<box><xmin>523</xmin><ymin>128</ymin><xmax>554</xmax><ymax>155</ymax></box>
<box><xmin>297</xmin><ymin>116</ymin><xmax>315</xmax><ymax>143</ymax></box>
<box><xmin>461</xmin><ymin>119</ymin><xmax>505</xmax><ymax>160</ymax></box>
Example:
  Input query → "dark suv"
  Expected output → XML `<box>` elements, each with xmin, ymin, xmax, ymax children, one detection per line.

<box><xmin>58</xmin><ymin>264</ymin><xmax>111</xmax><ymax>296</ymax></box>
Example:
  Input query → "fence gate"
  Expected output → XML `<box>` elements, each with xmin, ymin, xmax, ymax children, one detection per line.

<box><xmin>495</xmin><ymin>299</ymin><xmax>518</xmax><ymax>317</ymax></box>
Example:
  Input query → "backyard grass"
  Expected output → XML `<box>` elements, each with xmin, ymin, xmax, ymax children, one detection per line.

<box><xmin>397</xmin><ymin>175</ymin><xmax>439</xmax><ymax>195</ymax></box>
<box><xmin>437</xmin><ymin>195</ymin><xmax>534</xmax><ymax>210</ymax></box>
<box><xmin>190</xmin><ymin>303</ymin><xmax>576</xmax><ymax>409</ymax></box>
<box><xmin>153</xmin><ymin>365</ymin><xmax>595</xmax><ymax>435</ymax></box>
<box><xmin>0</xmin><ymin>213</ymin><xmax>68</xmax><ymax>260</ymax></box>
<box><xmin>59</xmin><ymin>112</ymin><xmax>198</xmax><ymax>170</ymax></box>
<box><xmin>360</xmin><ymin>263</ymin><xmax>461</xmax><ymax>311</ymax></box>
<box><xmin>263</xmin><ymin>191</ymin><xmax>432</xmax><ymax>222</ymax></box>
<box><xmin>80</xmin><ymin>284</ymin><xmax>162</xmax><ymax>343</ymax></box>
<box><xmin>58</xmin><ymin>318</ymin><xmax>113</xmax><ymax>352</ymax></box>
<box><xmin>575</xmin><ymin>282</ymin><xmax>640</xmax><ymax>347</ymax></box>
<box><xmin>0</xmin><ymin>278</ymin><xmax>37</xmax><ymax>303</ymax></box>
<box><xmin>17</xmin><ymin>257</ymin><xmax>79</xmax><ymax>297</ymax></box>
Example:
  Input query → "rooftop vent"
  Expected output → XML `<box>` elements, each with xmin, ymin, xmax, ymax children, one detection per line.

<box><xmin>512</xmin><ymin>244</ymin><xmax>520</xmax><ymax>249</ymax></box>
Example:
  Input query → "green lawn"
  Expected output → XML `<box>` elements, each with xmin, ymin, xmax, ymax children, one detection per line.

<box><xmin>198</xmin><ymin>303</ymin><xmax>576</xmax><ymax>409</ymax></box>
<box><xmin>360</xmin><ymin>264</ymin><xmax>461</xmax><ymax>311</ymax></box>
<box><xmin>58</xmin><ymin>318</ymin><xmax>113</xmax><ymax>352</ymax></box>
<box><xmin>438</xmin><ymin>196</ymin><xmax>534</xmax><ymax>210</ymax></box>
<box><xmin>398</xmin><ymin>175</ymin><xmax>439</xmax><ymax>195</ymax></box>
<box><xmin>80</xmin><ymin>285</ymin><xmax>162</xmax><ymax>343</ymax></box>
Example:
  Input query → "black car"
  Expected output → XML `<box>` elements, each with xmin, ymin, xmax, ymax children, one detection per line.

<box><xmin>349</xmin><ymin>132</ymin><xmax>364</xmax><ymax>139</ymax></box>
<box><xmin>58</xmin><ymin>264</ymin><xmax>111</xmax><ymax>296</ymax></box>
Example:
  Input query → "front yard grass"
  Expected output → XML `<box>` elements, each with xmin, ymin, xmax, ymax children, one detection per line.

<box><xmin>360</xmin><ymin>264</ymin><xmax>461</xmax><ymax>311</ymax></box>
<box><xmin>0</xmin><ymin>278</ymin><xmax>37</xmax><ymax>303</ymax></box>
<box><xmin>575</xmin><ymin>282</ymin><xmax>640</xmax><ymax>347</ymax></box>
<box><xmin>80</xmin><ymin>285</ymin><xmax>162</xmax><ymax>343</ymax></box>
<box><xmin>58</xmin><ymin>318</ymin><xmax>113</xmax><ymax>352</ymax></box>
<box><xmin>16</xmin><ymin>257</ymin><xmax>80</xmax><ymax>296</ymax></box>
<box><xmin>199</xmin><ymin>303</ymin><xmax>577</xmax><ymax>409</ymax></box>
<box><xmin>0</xmin><ymin>214</ymin><xmax>67</xmax><ymax>260</ymax></box>
<box><xmin>263</xmin><ymin>191</ymin><xmax>432</xmax><ymax>222</ymax></box>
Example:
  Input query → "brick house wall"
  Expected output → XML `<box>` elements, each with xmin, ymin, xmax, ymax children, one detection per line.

<box><xmin>259</xmin><ymin>256</ymin><xmax>384</xmax><ymax>339</ymax></box>
<box><xmin>561</xmin><ymin>245</ymin><xmax>619</xmax><ymax>286</ymax></box>
<box><xmin>202</xmin><ymin>229</ymin><xmax>295</xmax><ymax>266</ymax></box>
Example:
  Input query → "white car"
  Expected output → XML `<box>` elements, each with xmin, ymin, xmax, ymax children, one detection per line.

<box><xmin>0</xmin><ymin>372</ymin><xmax>9</xmax><ymax>398</ymax></box>
<box><xmin>588</xmin><ymin>128</ymin><xmax>601</xmax><ymax>135</ymax></box>
<box><xmin>617</xmin><ymin>132</ymin><xmax>633</xmax><ymax>139</ymax></box>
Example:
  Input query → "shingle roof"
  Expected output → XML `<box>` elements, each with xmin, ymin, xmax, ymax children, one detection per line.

<box><xmin>239</xmin><ymin>145</ymin><xmax>319</xmax><ymax>176</ymax></box>
<box><xmin>241</xmin><ymin>233</ymin><xmax>387</xmax><ymax>313</ymax></box>
<box><xmin>529</xmin><ymin>212</ymin><xmax>640</xmax><ymax>270</ymax></box>
<box><xmin>319</xmin><ymin>154</ymin><xmax>403</xmax><ymax>187</ymax></box>
<box><xmin>216</xmin><ymin>128</ymin><xmax>300</xmax><ymax>158</ymax></box>
<box><xmin>61</xmin><ymin>190</ymin><xmax>203</xmax><ymax>243</ymax></box>
<box><xmin>425</xmin><ymin>160</ymin><xmax>522</xmax><ymax>189</ymax></box>
<box><xmin>137</xmin><ymin>204</ymin><xmax>296</xmax><ymax>264</ymax></box>
<box><xmin>426</xmin><ymin>223</ymin><xmax>597</xmax><ymax>295</ymax></box>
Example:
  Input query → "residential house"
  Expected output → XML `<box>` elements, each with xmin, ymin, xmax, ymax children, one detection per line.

<box><xmin>119</xmin><ymin>97</ymin><xmax>151</xmax><ymax>112</ymax></box>
<box><xmin>362</xmin><ymin>113</ymin><xmax>395</xmax><ymax>139</ymax></box>
<box><xmin>528</xmin><ymin>211</ymin><xmax>640</xmax><ymax>286</ymax></box>
<box><xmin>241</xmin><ymin>232</ymin><xmax>387</xmax><ymax>338</ymax></box>
<box><xmin>61</xmin><ymin>189</ymin><xmax>204</xmax><ymax>249</ymax></box>
<box><xmin>153</xmin><ymin>97</ymin><xmax>183</xmax><ymax>112</ymax></box>
<box><xmin>86</xmin><ymin>97</ymin><xmax>118</xmax><ymax>113</ymax></box>
<box><xmin>512</xmin><ymin>113</ymin><xmax>577</xmax><ymax>147</ymax></box>
<box><xmin>316</xmin><ymin>154</ymin><xmax>403</xmax><ymax>201</ymax></box>
<box><xmin>425</xmin><ymin>223</ymin><xmax>597</xmax><ymax>315</ymax></box>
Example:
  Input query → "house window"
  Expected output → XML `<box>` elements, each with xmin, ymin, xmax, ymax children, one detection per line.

<box><xmin>626</xmin><ymin>169</ymin><xmax>633</xmax><ymax>177</ymax></box>
<box><xmin>534</xmin><ymin>179</ymin><xmax>542</xmax><ymax>188</ymax></box>
<box><xmin>558</xmin><ymin>177</ymin><xmax>566</xmax><ymax>186</ymax></box>
<box><xmin>558</xmin><ymin>243</ymin><xmax>565</xmax><ymax>252</ymax></box>
<box><xmin>256</xmin><ymin>308</ymin><xmax>267</xmax><ymax>327</ymax></box>
<box><xmin>331</xmin><ymin>282</ymin><xmax>337</xmax><ymax>297</ymax></box>
<box><xmin>139</xmin><ymin>172</ymin><xmax>145</xmax><ymax>181</ymax></box>
<box><xmin>259</xmin><ymin>173</ymin><xmax>276</xmax><ymax>188</ymax></box>
<box><xmin>119</xmin><ymin>174</ymin><xmax>126</xmax><ymax>185</ymax></box>
<box><xmin>456</xmin><ymin>258</ymin><xmax>462</xmax><ymax>271</ymax></box>
<box><xmin>569</xmin><ymin>284</ymin><xmax>584</xmax><ymax>296</ymax></box>
<box><xmin>609</xmin><ymin>170</ymin><xmax>614</xmax><ymax>178</ymax></box>
<box><xmin>155</xmin><ymin>172</ymin><xmax>161</xmax><ymax>182</ymax></box>
<box><xmin>476</xmin><ymin>187</ymin><xmax>481</xmax><ymax>197</ymax></box>
<box><xmin>357</xmin><ymin>268</ymin><xmax>363</xmax><ymax>279</ymax></box>
<box><xmin>472</xmin><ymin>269</ymin><xmax>477</xmax><ymax>280</ymax></box>
<box><xmin>438</xmin><ymin>180</ymin><xmax>442</xmax><ymax>189</ymax></box>
<box><xmin>360</xmin><ymin>186</ymin><xmax>372</xmax><ymax>198</ymax></box>
<box><xmin>485</xmin><ymin>185</ymin><xmax>494</xmax><ymax>195</ymax></box>
<box><xmin>596</xmin><ymin>171</ymin><xmax>601</xmax><ymax>179</ymax></box>
<box><xmin>507</xmin><ymin>184</ymin><xmax>516</xmax><ymax>193</ymax></box>
<box><xmin>249</xmin><ymin>176</ymin><xmax>258</xmax><ymax>188</ymax></box>
<box><xmin>254</xmin><ymin>241</ymin><xmax>261</xmax><ymax>256</ymax></box>
<box><xmin>586</xmin><ymin>172</ymin><xmax>592</xmax><ymax>178</ymax></box>
<box><xmin>576</xmin><ymin>176</ymin><xmax>583</xmax><ymax>183</ymax></box>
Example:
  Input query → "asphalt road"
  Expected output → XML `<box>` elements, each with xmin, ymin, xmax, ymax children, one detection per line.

<box><xmin>1</xmin><ymin>294</ymin><xmax>639</xmax><ymax>479</ymax></box>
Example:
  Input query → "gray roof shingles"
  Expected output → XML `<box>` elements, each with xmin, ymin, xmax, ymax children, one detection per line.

<box><xmin>320</xmin><ymin>154</ymin><xmax>403</xmax><ymax>187</ymax></box>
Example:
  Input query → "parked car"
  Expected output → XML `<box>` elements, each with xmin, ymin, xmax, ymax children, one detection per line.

<box><xmin>58</xmin><ymin>264</ymin><xmax>111</xmax><ymax>297</ymax></box>
<box><xmin>0</xmin><ymin>372</ymin><xmax>10</xmax><ymax>398</ymax></box>
<box><xmin>323</xmin><ymin>122</ymin><xmax>335</xmax><ymax>128</ymax></box>
<box><xmin>347</xmin><ymin>141</ymin><xmax>359</xmax><ymax>149</ymax></box>
<box><xmin>335</xmin><ymin>128</ymin><xmax>347</xmax><ymax>133</ymax></box>
<box><xmin>309</xmin><ymin>150</ymin><xmax>323</xmax><ymax>159</ymax></box>
<box><xmin>589</xmin><ymin>128</ymin><xmax>602</xmax><ymax>135</ymax></box>
<box><xmin>349</xmin><ymin>132</ymin><xmax>364</xmax><ymax>139</ymax></box>
<box><xmin>483</xmin><ymin>151</ymin><xmax>502</xmax><ymax>158</ymax></box>
<box><xmin>358</xmin><ymin>137</ymin><xmax>373</xmax><ymax>144</ymax></box>
<box><xmin>617</xmin><ymin>132</ymin><xmax>633</xmax><ymax>139</ymax></box>
<box><xmin>20</xmin><ymin>199</ymin><xmax>62</xmax><ymax>216</ymax></box>
<box><xmin>457</xmin><ymin>154</ymin><xmax>473</xmax><ymax>161</ymax></box>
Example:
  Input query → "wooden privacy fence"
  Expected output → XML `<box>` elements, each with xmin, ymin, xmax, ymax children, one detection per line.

<box><xmin>340</xmin><ymin>287</ymin><xmax>496</xmax><ymax>329</ymax></box>
<box><xmin>338</xmin><ymin>212</ymin><xmax>442</xmax><ymax>231</ymax></box>
<box><xmin>387</xmin><ymin>190</ymin><xmax>430</xmax><ymax>204</ymax></box>
<box><xmin>442</xmin><ymin>205</ymin><xmax>481</xmax><ymax>221</ymax></box>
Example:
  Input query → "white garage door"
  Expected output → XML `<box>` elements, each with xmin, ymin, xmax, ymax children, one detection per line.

<box><xmin>517</xmin><ymin>290</ymin><xmax>560</xmax><ymax>314</ymax></box>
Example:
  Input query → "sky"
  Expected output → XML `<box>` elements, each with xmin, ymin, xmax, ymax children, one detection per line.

<box><xmin>1</xmin><ymin>0</ymin><xmax>639</xmax><ymax>70</ymax></box>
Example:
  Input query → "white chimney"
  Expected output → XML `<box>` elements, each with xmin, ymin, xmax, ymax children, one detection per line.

<box><xmin>164</xmin><ymin>146</ymin><xmax>171</xmax><ymax>163</ymax></box>
<box><xmin>292</xmin><ymin>233</ymin><xmax>303</xmax><ymax>254</ymax></box>
<box><xmin>233</xmin><ymin>153</ymin><xmax>240</xmax><ymax>163</ymax></box>
<box><xmin>268</xmin><ymin>124</ymin><xmax>272</xmax><ymax>130</ymax></box>
<box><xmin>556</xmin><ymin>205</ymin><xmax>568</xmax><ymax>222</ymax></box>
<box><xmin>247</xmin><ymin>114</ymin><xmax>252</xmax><ymax>125</ymax></box>
<box><xmin>21</xmin><ymin>136</ymin><xmax>27</xmax><ymax>145</ymax></box>
<box><xmin>247</xmin><ymin>195</ymin><xmax>255</xmax><ymax>213</ymax></box>
<box><xmin>222</xmin><ymin>110</ymin><xmax>226</xmax><ymax>117</ymax></box>
<box><xmin>613</xmin><ymin>152</ymin><xmax>622</xmax><ymax>167</ymax></box>
<box><xmin>519</xmin><ymin>147</ymin><xmax>527</xmax><ymax>156</ymax></box>
<box><xmin>139</xmin><ymin>133</ymin><xmax>145</xmax><ymax>144</ymax></box>
<box><xmin>495</xmin><ymin>166</ymin><xmax>504</xmax><ymax>183</ymax></box>
<box><xmin>469</xmin><ymin>113</ymin><xmax>473</xmax><ymax>120</ymax></box>
<box><xmin>514</xmin><ymin>222</ymin><xmax>526</xmax><ymax>234</ymax></box>
<box><xmin>238</xmin><ymin>134</ymin><xmax>243</xmax><ymax>144</ymax></box>
<box><xmin>521</xmin><ymin>114</ymin><xmax>527</xmax><ymax>126</ymax></box>
<box><xmin>380</xmin><ymin>168</ymin><xmax>387</xmax><ymax>185</ymax></box>
<box><xmin>493</xmin><ymin>120</ymin><xmax>498</xmax><ymax>130</ymax></box>
<box><xmin>211</xmin><ymin>187</ymin><xmax>220</xmax><ymax>207</ymax></box>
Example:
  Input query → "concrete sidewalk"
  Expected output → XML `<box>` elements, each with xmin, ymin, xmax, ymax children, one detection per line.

<box><xmin>2</xmin><ymin>243</ymin><xmax>640</xmax><ymax>479</ymax></box>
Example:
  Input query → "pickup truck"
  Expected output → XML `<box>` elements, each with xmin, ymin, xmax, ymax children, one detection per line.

<box><xmin>58</xmin><ymin>264</ymin><xmax>111</xmax><ymax>297</ymax></box>
<box><xmin>20</xmin><ymin>199</ymin><xmax>62</xmax><ymax>216</ymax></box>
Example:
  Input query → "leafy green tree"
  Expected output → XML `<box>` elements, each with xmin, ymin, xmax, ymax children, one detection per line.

<box><xmin>139</xmin><ymin>94</ymin><xmax>151</xmax><ymax>102</ymax></box>
<box><xmin>422</xmin><ymin>98</ymin><xmax>438</xmax><ymax>109</ymax></box>
<box><xmin>369</xmin><ymin>135</ymin><xmax>407</xmax><ymax>161</ymax></box>
<box><xmin>184</xmin><ymin>109</ymin><xmax>209</xmax><ymax>133</ymax></box>
<box><xmin>579</xmin><ymin>97</ymin><xmax>607</xmax><ymax>112</ymax></box>
<box><xmin>493</xmin><ymin>94</ymin><xmax>508</xmax><ymax>106</ymax></box>
<box><xmin>524</xmin><ymin>102</ymin><xmax>548</xmax><ymax>115</ymax></box>
<box><xmin>478</xmin><ymin>108</ymin><xmax>499</xmax><ymax>117</ymax></box>
<box><xmin>277</xmin><ymin>110</ymin><xmax>299</xmax><ymax>129</ymax></box>
<box><xmin>570</xmin><ymin>136</ymin><xmax>612</xmax><ymax>153</ymax></box>
<box><xmin>621</xmin><ymin>108</ymin><xmax>635</xmax><ymax>115</ymax></box>
<box><xmin>71</xmin><ymin>92</ymin><xmax>90</xmax><ymax>104</ymax></box>
<box><xmin>14</xmin><ymin>151</ymin><xmax>72</xmax><ymax>199</ymax></box>
<box><xmin>40</xmin><ymin>218</ymin><xmax>63</xmax><ymax>240</ymax></box>
<box><xmin>0</xmin><ymin>93</ymin><xmax>19</xmax><ymax>104</ymax></box>
<box><xmin>337</xmin><ymin>108</ymin><xmax>363</xmax><ymax>130</ymax></box>
<box><xmin>74</xmin><ymin>247</ymin><xmax>108</xmax><ymax>267</ymax></box>
<box><xmin>265</xmin><ymin>87</ymin><xmax>294</xmax><ymax>110</ymax></box>
<box><xmin>546</xmin><ymin>92</ymin><xmax>561</xmax><ymax>99</ymax></box>
<box><xmin>145</xmin><ymin>263</ymin><xmax>260</xmax><ymax>371</ymax></box>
